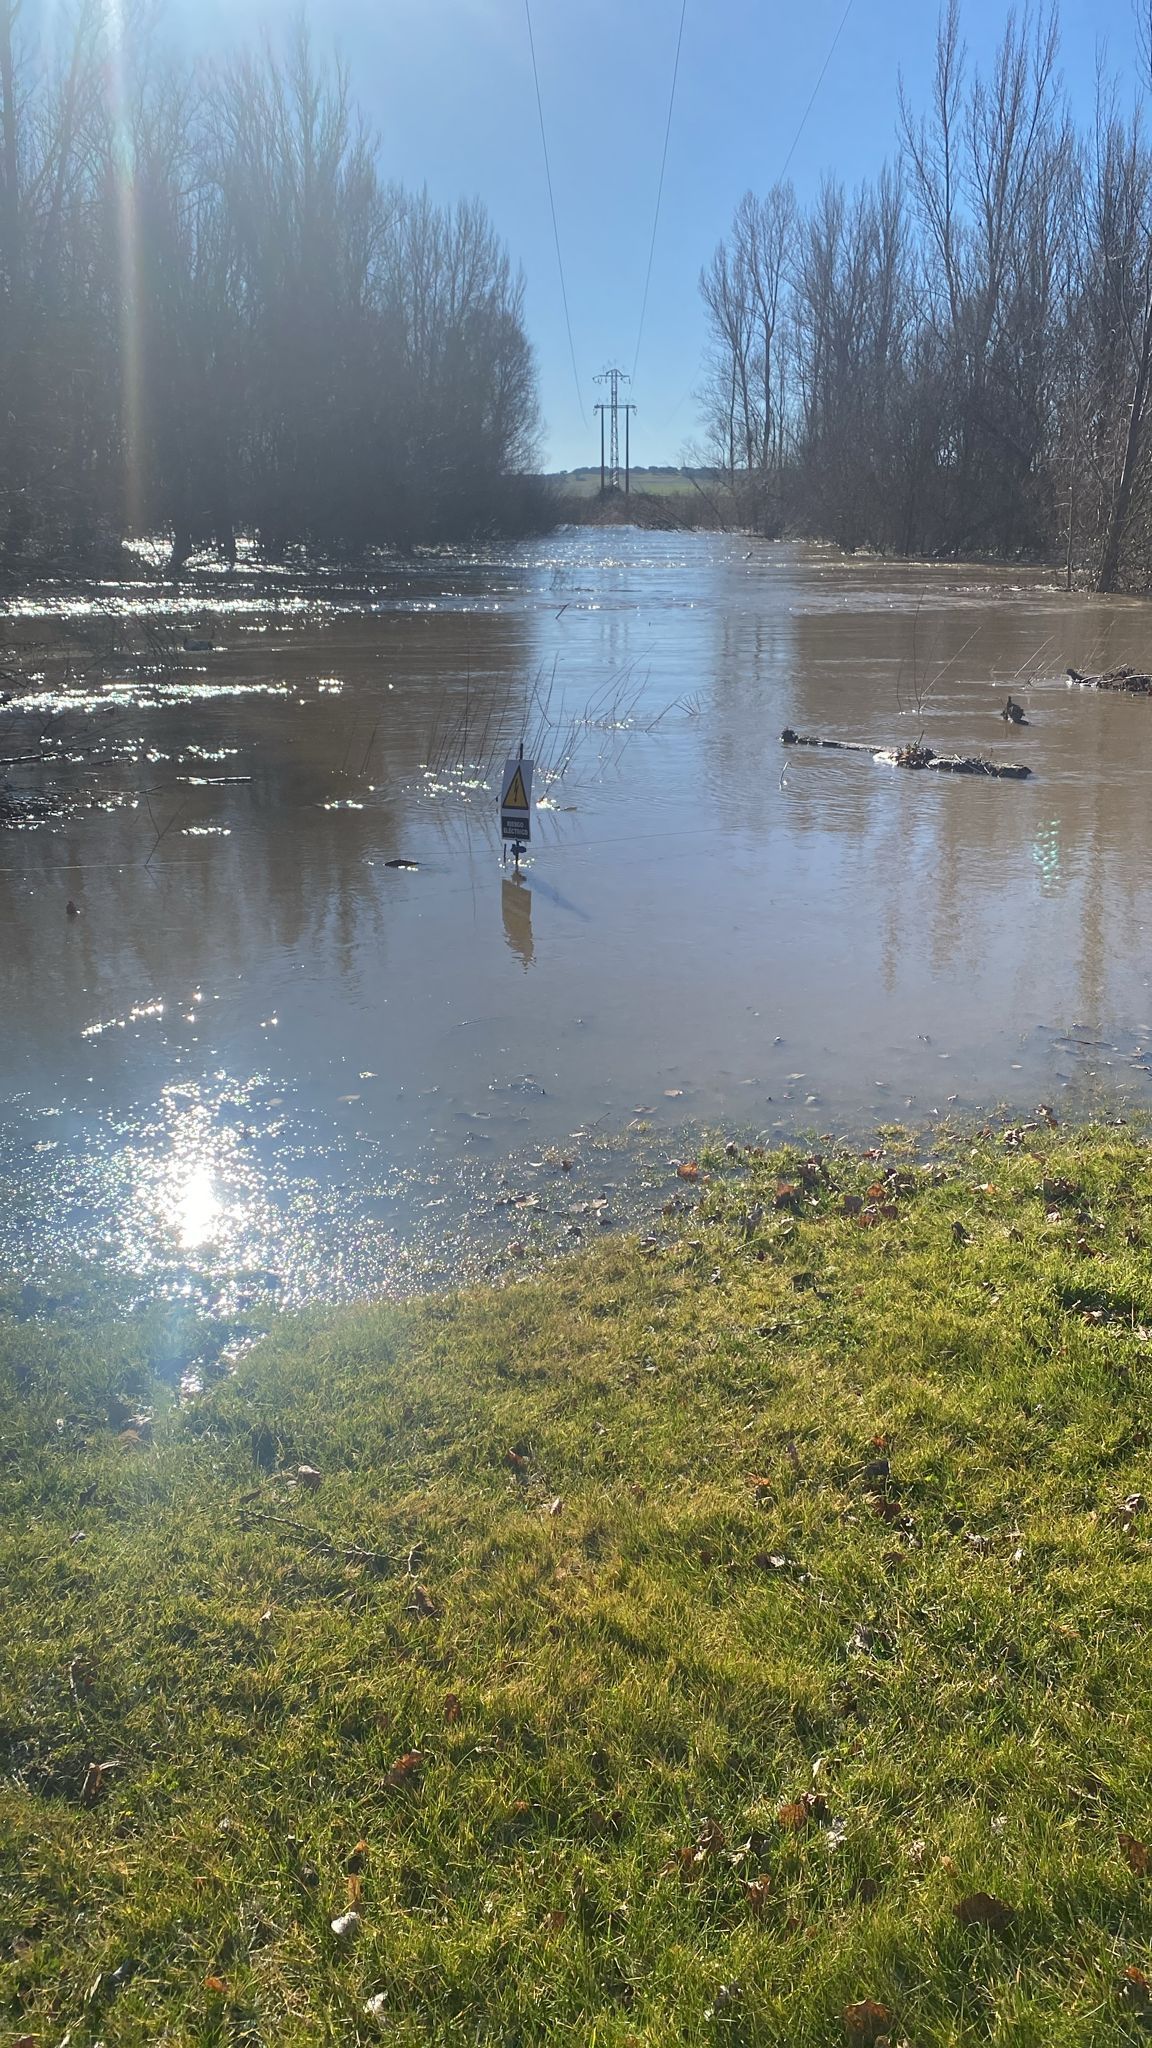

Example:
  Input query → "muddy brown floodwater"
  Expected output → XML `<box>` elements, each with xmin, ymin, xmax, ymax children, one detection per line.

<box><xmin>3</xmin><ymin>528</ymin><xmax>1152</xmax><ymax>1315</ymax></box>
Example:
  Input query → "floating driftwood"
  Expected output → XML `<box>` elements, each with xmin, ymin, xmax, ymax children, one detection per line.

<box><xmin>1067</xmin><ymin>665</ymin><xmax>1152</xmax><ymax>695</ymax></box>
<box><xmin>780</xmin><ymin>729</ymin><xmax>1030</xmax><ymax>779</ymax></box>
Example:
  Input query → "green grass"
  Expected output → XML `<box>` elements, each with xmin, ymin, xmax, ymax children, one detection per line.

<box><xmin>3</xmin><ymin>1128</ymin><xmax>1152</xmax><ymax>2045</ymax></box>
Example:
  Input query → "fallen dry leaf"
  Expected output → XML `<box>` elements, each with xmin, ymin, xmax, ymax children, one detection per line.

<box><xmin>408</xmin><ymin>1584</ymin><xmax>440</xmax><ymax>1619</ymax></box>
<box><xmin>385</xmin><ymin>1751</ymin><xmax>423</xmax><ymax>1788</ymax></box>
<box><xmin>80</xmin><ymin>1758</ymin><xmax>123</xmax><ymax>1804</ymax></box>
<box><xmin>677</xmin><ymin>1160</ymin><xmax>700</xmax><ymax>1181</ymax></box>
<box><xmin>663</xmin><ymin>1816</ymin><xmax>727</xmax><ymax>1880</ymax></box>
<box><xmin>778</xmin><ymin>1792</ymin><xmax>827</xmax><ymax>1830</ymax></box>
<box><xmin>744</xmin><ymin>1875</ymin><xmax>772</xmax><ymax>1916</ymax></box>
<box><xmin>444</xmin><ymin>1692</ymin><xmax>462</xmax><ymax>1723</ymax></box>
<box><xmin>505</xmin><ymin>1448</ymin><xmax>530</xmax><ymax>1473</ymax></box>
<box><xmin>296</xmin><ymin>1464</ymin><xmax>322</xmax><ymax>1490</ymax></box>
<box><xmin>777</xmin><ymin>1803</ymin><xmax>808</xmax><ymax>1831</ymax></box>
<box><xmin>842</xmin><ymin>1997</ymin><xmax>892</xmax><ymax>2040</ymax></box>
<box><xmin>204</xmin><ymin>1975</ymin><xmax>229</xmax><ymax>1994</ymax></box>
<box><xmin>540</xmin><ymin>1908</ymin><xmax>568</xmax><ymax>1932</ymax></box>
<box><xmin>346</xmin><ymin>1874</ymin><xmax>362</xmax><ymax>1905</ymax></box>
<box><xmin>1120</xmin><ymin>1831</ymin><xmax>1151</xmax><ymax>1875</ymax></box>
<box><xmin>346</xmin><ymin>1840</ymin><xmax>368</xmax><ymax>1874</ymax></box>
<box><xmin>1118</xmin><ymin>1966</ymin><xmax>1152</xmax><ymax>2010</ymax></box>
<box><xmin>866</xmin><ymin>1491</ymin><xmax>905</xmax><ymax>1525</ymax></box>
<box><xmin>696</xmin><ymin>1816</ymin><xmax>726</xmax><ymax>1857</ymax></box>
<box><xmin>953</xmin><ymin>1891</ymin><xmax>1015</xmax><ymax>1932</ymax></box>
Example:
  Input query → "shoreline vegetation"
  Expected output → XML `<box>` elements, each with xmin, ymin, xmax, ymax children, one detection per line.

<box><xmin>4</xmin><ymin>1124</ymin><xmax>1152</xmax><ymax>2044</ymax></box>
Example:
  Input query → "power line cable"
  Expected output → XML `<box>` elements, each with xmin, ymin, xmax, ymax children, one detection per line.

<box><xmin>524</xmin><ymin>0</ymin><xmax>587</xmax><ymax>426</ymax></box>
<box><xmin>653</xmin><ymin>0</ymin><xmax>860</xmax><ymax>451</ymax></box>
<box><xmin>632</xmin><ymin>0</ymin><xmax>689</xmax><ymax>382</ymax></box>
<box><xmin>777</xmin><ymin>0</ymin><xmax>857</xmax><ymax>183</ymax></box>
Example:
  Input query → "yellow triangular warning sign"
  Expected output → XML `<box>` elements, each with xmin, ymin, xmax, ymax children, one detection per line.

<box><xmin>503</xmin><ymin>765</ymin><xmax>529</xmax><ymax>810</ymax></box>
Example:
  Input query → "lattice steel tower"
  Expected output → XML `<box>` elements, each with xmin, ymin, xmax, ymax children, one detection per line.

<box><xmin>594</xmin><ymin>367</ymin><xmax>637</xmax><ymax>496</ymax></box>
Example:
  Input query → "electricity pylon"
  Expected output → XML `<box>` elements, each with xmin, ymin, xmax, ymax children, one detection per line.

<box><xmin>594</xmin><ymin>367</ymin><xmax>636</xmax><ymax>496</ymax></box>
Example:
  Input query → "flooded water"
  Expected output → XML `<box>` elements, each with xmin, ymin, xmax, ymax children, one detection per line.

<box><xmin>3</xmin><ymin>529</ymin><xmax>1152</xmax><ymax>1311</ymax></box>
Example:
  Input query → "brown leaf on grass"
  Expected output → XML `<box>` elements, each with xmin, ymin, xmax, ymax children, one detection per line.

<box><xmin>1118</xmin><ymin>1966</ymin><xmax>1152</xmax><ymax>2010</ymax></box>
<box><xmin>384</xmin><ymin>1751</ymin><xmax>423</xmax><ymax>1788</ymax></box>
<box><xmin>866</xmin><ymin>1492</ymin><xmax>905</xmax><ymax>1525</ymax></box>
<box><xmin>1120</xmin><ymin>1832</ymin><xmax>1151</xmax><ymax>1875</ymax></box>
<box><xmin>774</xmin><ymin>1180</ymin><xmax>800</xmax><ymax>1209</ymax></box>
<box><xmin>842</xmin><ymin>1194</ymin><xmax>863</xmax><ymax>1216</ymax></box>
<box><xmin>296</xmin><ymin>1464</ymin><xmax>322</xmax><ymax>1490</ymax></box>
<box><xmin>444</xmin><ymin>1692</ymin><xmax>462</xmax><ymax>1723</ymax></box>
<box><xmin>842</xmin><ymin>1998</ymin><xmax>892</xmax><ymax>2040</ymax></box>
<box><xmin>777</xmin><ymin>1803</ymin><xmax>809</xmax><ymax>1831</ymax></box>
<box><xmin>540</xmin><ymin>1908</ymin><xmax>568</xmax><ymax>1932</ymax></box>
<box><xmin>346</xmin><ymin>1873</ymin><xmax>363</xmax><ymax>1905</ymax></box>
<box><xmin>80</xmin><ymin>1758</ymin><xmax>123</xmax><ymax>1804</ymax></box>
<box><xmin>505</xmin><ymin>1448</ymin><xmax>530</xmax><ymax>1473</ymax></box>
<box><xmin>408</xmin><ymin>1584</ymin><xmax>440</xmax><ymax>1619</ymax></box>
<box><xmin>953</xmin><ymin>1892</ymin><xmax>1015</xmax><ymax>1932</ymax></box>
<box><xmin>744</xmin><ymin>1875</ymin><xmax>773</xmax><ymax>1916</ymax></box>
<box><xmin>663</xmin><ymin>1817</ymin><xmax>727</xmax><ymax>1880</ymax></box>
<box><xmin>346</xmin><ymin>1839</ymin><xmax>369</xmax><ymax>1874</ymax></box>
<box><xmin>204</xmin><ymin>1975</ymin><xmax>229</xmax><ymax>1994</ymax></box>
<box><xmin>677</xmin><ymin>1161</ymin><xmax>700</xmax><ymax>1181</ymax></box>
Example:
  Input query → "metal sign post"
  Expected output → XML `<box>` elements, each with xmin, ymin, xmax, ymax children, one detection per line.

<box><xmin>500</xmin><ymin>747</ymin><xmax>534</xmax><ymax>869</ymax></box>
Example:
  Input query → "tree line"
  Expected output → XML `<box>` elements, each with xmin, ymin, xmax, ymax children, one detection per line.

<box><xmin>0</xmin><ymin>5</ymin><xmax>542</xmax><ymax>576</ymax></box>
<box><xmin>699</xmin><ymin>0</ymin><xmax>1152</xmax><ymax>591</ymax></box>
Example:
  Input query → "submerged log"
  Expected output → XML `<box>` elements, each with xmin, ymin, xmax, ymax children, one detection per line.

<box><xmin>781</xmin><ymin>729</ymin><xmax>1030</xmax><ymax>779</ymax></box>
<box><xmin>1067</xmin><ymin>665</ymin><xmax>1152</xmax><ymax>694</ymax></box>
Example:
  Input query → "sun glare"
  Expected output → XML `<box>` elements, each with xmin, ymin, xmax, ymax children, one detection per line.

<box><xmin>171</xmin><ymin>1164</ymin><xmax>223</xmax><ymax>1250</ymax></box>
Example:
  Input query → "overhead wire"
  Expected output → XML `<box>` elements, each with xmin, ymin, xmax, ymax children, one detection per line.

<box><xmin>652</xmin><ymin>0</ymin><xmax>861</xmax><ymax>448</ymax></box>
<box><xmin>632</xmin><ymin>0</ymin><xmax>690</xmax><ymax>383</ymax></box>
<box><xmin>523</xmin><ymin>0</ymin><xmax>587</xmax><ymax>426</ymax></box>
<box><xmin>777</xmin><ymin>0</ymin><xmax>858</xmax><ymax>183</ymax></box>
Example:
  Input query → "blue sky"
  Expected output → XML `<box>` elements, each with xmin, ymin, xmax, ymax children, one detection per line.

<box><xmin>44</xmin><ymin>1</ymin><xmax>1152</xmax><ymax>468</ymax></box>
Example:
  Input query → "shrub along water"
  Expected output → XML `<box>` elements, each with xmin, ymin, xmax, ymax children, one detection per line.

<box><xmin>2</xmin><ymin>1128</ymin><xmax>1151</xmax><ymax>2044</ymax></box>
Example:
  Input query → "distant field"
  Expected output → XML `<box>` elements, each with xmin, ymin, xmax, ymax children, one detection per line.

<box><xmin>546</xmin><ymin>467</ymin><xmax>714</xmax><ymax>500</ymax></box>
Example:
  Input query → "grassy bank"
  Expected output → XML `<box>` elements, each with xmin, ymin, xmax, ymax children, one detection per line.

<box><xmin>2</xmin><ymin>1129</ymin><xmax>1152</xmax><ymax>2045</ymax></box>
